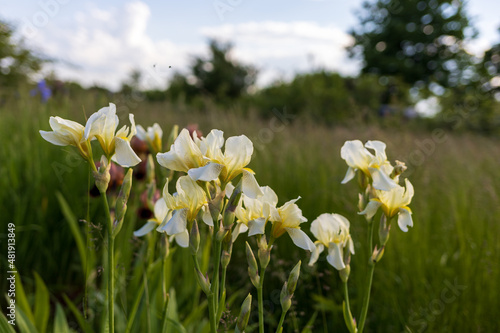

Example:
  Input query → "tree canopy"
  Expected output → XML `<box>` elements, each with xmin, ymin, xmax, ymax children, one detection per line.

<box><xmin>349</xmin><ymin>0</ymin><xmax>477</xmax><ymax>88</ymax></box>
<box><xmin>0</xmin><ymin>20</ymin><xmax>43</xmax><ymax>88</ymax></box>
<box><xmin>167</xmin><ymin>39</ymin><xmax>257</xmax><ymax>103</ymax></box>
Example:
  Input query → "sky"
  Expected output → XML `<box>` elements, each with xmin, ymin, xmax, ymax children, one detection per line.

<box><xmin>1</xmin><ymin>0</ymin><xmax>499</xmax><ymax>91</ymax></box>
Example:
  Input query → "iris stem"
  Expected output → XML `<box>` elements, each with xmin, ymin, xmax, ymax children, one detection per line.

<box><xmin>192</xmin><ymin>254</ymin><xmax>217</xmax><ymax>333</ymax></box>
<box><xmin>207</xmin><ymin>292</ymin><xmax>217</xmax><ymax>333</ymax></box>
<box><xmin>257</xmin><ymin>266</ymin><xmax>268</xmax><ymax>333</ymax></box>
<box><xmin>211</xmin><ymin>236</ymin><xmax>222</xmax><ymax>327</ymax></box>
<box><xmin>358</xmin><ymin>219</ymin><xmax>376</xmax><ymax>333</ymax></box>
<box><xmin>100</xmin><ymin>191</ymin><xmax>114</xmax><ymax>333</ymax></box>
<box><xmin>162</xmin><ymin>235</ymin><xmax>170</xmax><ymax>302</ymax></box>
<box><xmin>343</xmin><ymin>280</ymin><xmax>356</xmax><ymax>333</ymax></box>
<box><xmin>217</xmin><ymin>265</ymin><xmax>227</xmax><ymax>321</ymax></box>
<box><xmin>275</xmin><ymin>310</ymin><xmax>287</xmax><ymax>333</ymax></box>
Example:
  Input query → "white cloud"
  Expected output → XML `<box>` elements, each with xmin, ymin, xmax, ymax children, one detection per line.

<box><xmin>199</xmin><ymin>21</ymin><xmax>360</xmax><ymax>86</ymax></box>
<box><xmin>20</xmin><ymin>2</ymin><xmax>360</xmax><ymax>90</ymax></box>
<box><xmin>28</xmin><ymin>1</ymin><xmax>200</xmax><ymax>90</ymax></box>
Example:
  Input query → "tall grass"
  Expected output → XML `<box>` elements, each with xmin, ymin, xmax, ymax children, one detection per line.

<box><xmin>1</xmin><ymin>92</ymin><xmax>499</xmax><ymax>332</ymax></box>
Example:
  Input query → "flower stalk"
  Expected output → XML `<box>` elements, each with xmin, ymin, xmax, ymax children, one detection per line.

<box><xmin>99</xmin><ymin>187</ymin><xmax>115</xmax><ymax>333</ymax></box>
<box><xmin>357</xmin><ymin>215</ymin><xmax>376</xmax><ymax>333</ymax></box>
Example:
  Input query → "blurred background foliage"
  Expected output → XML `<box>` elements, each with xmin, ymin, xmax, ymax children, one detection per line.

<box><xmin>1</xmin><ymin>0</ymin><xmax>500</xmax><ymax>332</ymax></box>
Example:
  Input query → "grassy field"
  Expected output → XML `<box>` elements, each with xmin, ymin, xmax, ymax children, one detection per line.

<box><xmin>1</xmin><ymin>90</ymin><xmax>499</xmax><ymax>332</ymax></box>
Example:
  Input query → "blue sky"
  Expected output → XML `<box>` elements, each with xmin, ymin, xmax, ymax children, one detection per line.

<box><xmin>1</xmin><ymin>0</ymin><xmax>499</xmax><ymax>90</ymax></box>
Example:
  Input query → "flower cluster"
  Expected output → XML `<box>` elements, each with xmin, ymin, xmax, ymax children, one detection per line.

<box><xmin>229</xmin><ymin>184</ymin><xmax>315</xmax><ymax>251</ymax></box>
<box><xmin>147</xmin><ymin>128</ymin><xmax>314</xmax><ymax>252</ymax></box>
<box><xmin>305</xmin><ymin>139</ymin><xmax>415</xmax><ymax>333</ymax></box>
<box><xmin>40</xmin><ymin>103</ymin><xmax>141</xmax><ymax>168</ymax></box>
<box><xmin>308</xmin><ymin>139</ymin><xmax>414</xmax><ymax>271</ymax></box>
<box><xmin>40</xmin><ymin>105</ymin><xmax>416</xmax><ymax>333</ymax></box>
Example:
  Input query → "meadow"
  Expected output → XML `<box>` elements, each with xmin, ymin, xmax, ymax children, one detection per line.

<box><xmin>1</xmin><ymin>88</ymin><xmax>499</xmax><ymax>332</ymax></box>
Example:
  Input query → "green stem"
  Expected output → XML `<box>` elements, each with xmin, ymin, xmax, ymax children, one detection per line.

<box><xmin>161</xmin><ymin>293</ymin><xmax>171</xmax><ymax>333</ymax></box>
<box><xmin>257</xmin><ymin>266</ymin><xmax>267</xmax><ymax>333</ymax></box>
<box><xmin>343</xmin><ymin>280</ymin><xmax>356</xmax><ymax>333</ymax></box>
<box><xmin>84</xmin><ymin>166</ymin><xmax>92</xmax><ymax>320</ymax></box>
<box><xmin>217</xmin><ymin>265</ymin><xmax>227</xmax><ymax>321</ymax></box>
<box><xmin>101</xmin><ymin>191</ymin><xmax>114</xmax><ymax>333</ymax></box>
<box><xmin>343</xmin><ymin>281</ymin><xmax>351</xmax><ymax>321</ymax></box>
<box><xmin>276</xmin><ymin>310</ymin><xmax>286</xmax><ymax>333</ymax></box>
<box><xmin>211</xmin><ymin>238</ymin><xmax>222</xmax><ymax>323</ymax></box>
<box><xmin>192</xmin><ymin>254</ymin><xmax>217</xmax><ymax>333</ymax></box>
<box><xmin>207</xmin><ymin>292</ymin><xmax>217</xmax><ymax>333</ymax></box>
<box><xmin>192</xmin><ymin>254</ymin><xmax>202</xmax><ymax>277</ymax></box>
<box><xmin>358</xmin><ymin>220</ymin><xmax>376</xmax><ymax>333</ymax></box>
<box><xmin>147</xmin><ymin>229</ymin><xmax>158</xmax><ymax>267</ymax></box>
<box><xmin>162</xmin><ymin>235</ymin><xmax>170</xmax><ymax>302</ymax></box>
<box><xmin>220</xmin><ymin>266</ymin><xmax>227</xmax><ymax>302</ymax></box>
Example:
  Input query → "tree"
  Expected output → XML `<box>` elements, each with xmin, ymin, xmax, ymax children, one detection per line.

<box><xmin>0</xmin><ymin>20</ymin><xmax>43</xmax><ymax>89</ymax></box>
<box><xmin>167</xmin><ymin>39</ymin><xmax>257</xmax><ymax>103</ymax></box>
<box><xmin>349</xmin><ymin>0</ymin><xmax>477</xmax><ymax>88</ymax></box>
<box><xmin>479</xmin><ymin>28</ymin><xmax>500</xmax><ymax>95</ymax></box>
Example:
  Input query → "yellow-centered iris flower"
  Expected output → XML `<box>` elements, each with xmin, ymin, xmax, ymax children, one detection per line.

<box><xmin>189</xmin><ymin>130</ymin><xmax>263</xmax><ymax>198</ymax></box>
<box><xmin>133</xmin><ymin>197</ymin><xmax>190</xmax><ymax>248</ymax></box>
<box><xmin>340</xmin><ymin>140</ymin><xmax>397</xmax><ymax>191</ymax></box>
<box><xmin>270</xmin><ymin>198</ymin><xmax>315</xmax><ymax>251</ymax></box>
<box><xmin>156</xmin><ymin>128</ymin><xmax>210</xmax><ymax>173</ymax></box>
<box><xmin>227</xmin><ymin>184</ymin><xmax>279</xmax><ymax>240</ymax></box>
<box><xmin>308</xmin><ymin>213</ymin><xmax>354</xmax><ymax>270</ymax></box>
<box><xmin>158</xmin><ymin>128</ymin><xmax>262</xmax><ymax>198</ymax></box>
<box><xmin>134</xmin><ymin>199</ymin><xmax>171</xmax><ymax>236</ymax></box>
<box><xmin>156</xmin><ymin>176</ymin><xmax>212</xmax><ymax>246</ymax></box>
<box><xmin>136</xmin><ymin>123</ymin><xmax>163</xmax><ymax>153</ymax></box>
<box><xmin>359</xmin><ymin>178</ymin><xmax>414</xmax><ymax>232</ymax></box>
<box><xmin>83</xmin><ymin>103</ymin><xmax>141</xmax><ymax>167</ymax></box>
<box><xmin>40</xmin><ymin>116</ymin><xmax>90</xmax><ymax>159</ymax></box>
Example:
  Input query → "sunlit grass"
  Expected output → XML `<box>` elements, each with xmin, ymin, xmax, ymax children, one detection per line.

<box><xmin>1</xmin><ymin>92</ymin><xmax>499</xmax><ymax>332</ymax></box>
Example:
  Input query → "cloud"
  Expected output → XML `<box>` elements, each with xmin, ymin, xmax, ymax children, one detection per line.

<box><xmin>29</xmin><ymin>1</ymin><xmax>200</xmax><ymax>90</ymax></box>
<box><xmin>199</xmin><ymin>21</ymin><xmax>360</xmax><ymax>85</ymax></box>
<box><xmin>21</xmin><ymin>2</ymin><xmax>360</xmax><ymax>90</ymax></box>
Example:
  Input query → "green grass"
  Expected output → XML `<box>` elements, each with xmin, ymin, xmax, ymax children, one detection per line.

<box><xmin>1</xmin><ymin>91</ymin><xmax>499</xmax><ymax>332</ymax></box>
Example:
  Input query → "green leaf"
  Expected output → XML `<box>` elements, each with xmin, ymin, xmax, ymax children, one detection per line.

<box><xmin>311</xmin><ymin>294</ymin><xmax>337</xmax><ymax>312</ymax></box>
<box><xmin>0</xmin><ymin>311</ymin><xmax>16</xmax><ymax>333</ymax></box>
<box><xmin>300</xmin><ymin>311</ymin><xmax>318</xmax><ymax>333</ymax></box>
<box><xmin>125</xmin><ymin>281</ymin><xmax>145</xmax><ymax>333</ymax></box>
<box><xmin>181</xmin><ymin>299</ymin><xmax>207</xmax><ymax>329</ymax></box>
<box><xmin>55</xmin><ymin>192</ymin><xmax>90</xmax><ymax>272</ymax></box>
<box><xmin>163</xmin><ymin>317</ymin><xmax>187</xmax><ymax>333</ymax></box>
<box><xmin>163</xmin><ymin>288</ymin><xmax>186</xmax><ymax>333</ymax></box>
<box><xmin>342</xmin><ymin>301</ymin><xmax>356</xmax><ymax>333</ymax></box>
<box><xmin>16</xmin><ymin>306</ymin><xmax>39</xmax><ymax>333</ymax></box>
<box><xmin>34</xmin><ymin>272</ymin><xmax>50</xmax><ymax>333</ymax></box>
<box><xmin>62</xmin><ymin>294</ymin><xmax>94</xmax><ymax>333</ymax></box>
<box><xmin>53</xmin><ymin>303</ymin><xmax>71</xmax><ymax>333</ymax></box>
<box><xmin>14</xmin><ymin>272</ymin><xmax>35</xmax><ymax>324</ymax></box>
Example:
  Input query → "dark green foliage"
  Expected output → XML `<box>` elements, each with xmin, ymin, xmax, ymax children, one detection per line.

<box><xmin>252</xmin><ymin>72</ymin><xmax>411</xmax><ymax>124</ymax></box>
<box><xmin>0</xmin><ymin>20</ymin><xmax>43</xmax><ymax>89</ymax></box>
<box><xmin>349</xmin><ymin>0</ymin><xmax>477</xmax><ymax>88</ymax></box>
<box><xmin>167</xmin><ymin>39</ymin><xmax>257</xmax><ymax>104</ymax></box>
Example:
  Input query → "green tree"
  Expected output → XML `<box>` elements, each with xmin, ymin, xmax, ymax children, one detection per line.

<box><xmin>0</xmin><ymin>20</ymin><xmax>43</xmax><ymax>89</ymax></box>
<box><xmin>167</xmin><ymin>39</ymin><xmax>257</xmax><ymax>103</ymax></box>
<box><xmin>479</xmin><ymin>28</ymin><xmax>500</xmax><ymax>95</ymax></box>
<box><xmin>437</xmin><ymin>27</ymin><xmax>500</xmax><ymax>134</ymax></box>
<box><xmin>349</xmin><ymin>0</ymin><xmax>477</xmax><ymax>88</ymax></box>
<box><xmin>253</xmin><ymin>71</ymin><xmax>400</xmax><ymax>124</ymax></box>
